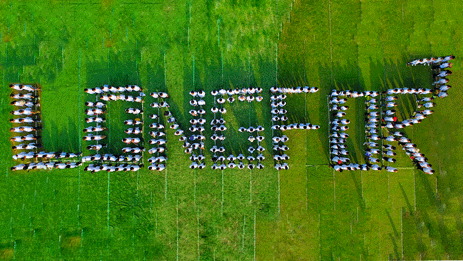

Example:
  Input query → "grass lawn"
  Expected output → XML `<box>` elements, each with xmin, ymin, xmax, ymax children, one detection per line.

<box><xmin>1</xmin><ymin>0</ymin><xmax>463</xmax><ymax>260</ymax></box>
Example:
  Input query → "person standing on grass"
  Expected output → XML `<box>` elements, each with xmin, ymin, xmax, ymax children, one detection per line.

<box><xmin>424</xmin><ymin>58</ymin><xmax>435</xmax><ymax>65</ymax></box>
<box><xmin>332</xmin><ymin>165</ymin><xmax>343</xmax><ymax>172</ymax></box>
<box><xmin>417</xmin><ymin>97</ymin><xmax>433</xmax><ymax>103</ymax></box>
<box><xmin>407</xmin><ymin>59</ymin><xmax>422</xmax><ymax>66</ymax></box>
<box><xmin>370</xmin><ymin>164</ymin><xmax>381</xmax><ymax>171</ymax></box>
<box><xmin>366</xmin><ymin>111</ymin><xmax>379</xmax><ymax>117</ymax></box>
<box><xmin>432</xmin><ymin>62</ymin><xmax>452</xmax><ymax>69</ymax></box>
<box><xmin>419</xmin><ymin>58</ymin><xmax>430</xmax><ymax>65</ymax></box>
<box><xmin>335</xmin><ymin>112</ymin><xmax>346</xmax><ymax>118</ymax></box>
<box><xmin>439</xmin><ymin>85</ymin><xmax>451</xmax><ymax>92</ymax></box>
<box><xmin>364</xmin><ymin>142</ymin><xmax>377</xmax><ymax>148</ymax></box>
<box><xmin>383</xmin><ymin>157</ymin><xmax>396</xmax><ymax>163</ymax></box>
<box><xmin>420</xmin><ymin>102</ymin><xmax>435</xmax><ymax>109</ymax></box>
<box><xmin>442</xmin><ymin>55</ymin><xmax>455</xmax><ymax>62</ymax></box>
<box><xmin>436</xmin><ymin>91</ymin><xmax>448</xmax><ymax>98</ymax></box>
<box><xmin>432</xmin><ymin>78</ymin><xmax>449</xmax><ymax>85</ymax></box>
<box><xmin>422</xmin><ymin>168</ymin><xmax>434</xmax><ymax>175</ymax></box>
<box><xmin>385</xmin><ymin>166</ymin><xmax>398</xmax><ymax>173</ymax></box>
<box><xmin>434</xmin><ymin>70</ymin><xmax>452</xmax><ymax>78</ymax></box>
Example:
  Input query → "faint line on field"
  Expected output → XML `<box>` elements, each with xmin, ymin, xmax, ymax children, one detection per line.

<box><xmin>221</xmin><ymin>170</ymin><xmax>224</xmax><ymax>216</ymax></box>
<box><xmin>275</xmin><ymin>43</ymin><xmax>278</xmax><ymax>86</ymax></box>
<box><xmin>328</xmin><ymin>0</ymin><xmax>333</xmax><ymax>86</ymax></box>
<box><xmin>333</xmin><ymin>169</ymin><xmax>336</xmax><ymax>211</ymax></box>
<box><xmin>176</xmin><ymin>199</ymin><xmax>179</xmax><ymax>261</ymax></box>
<box><xmin>107</xmin><ymin>172</ymin><xmax>111</xmax><ymax>230</ymax></box>
<box><xmin>277</xmin><ymin>170</ymin><xmax>280</xmax><ymax>213</ymax></box>
<box><xmin>77</xmin><ymin>49</ymin><xmax>82</xmax><ymax>229</ymax></box>
<box><xmin>197</xmin><ymin>210</ymin><xmax>200</xmax><ymax>261</ymax></box>
<box><xmin>253</xmin><ymin>209</ymin><xmax>256</xmax><ymax>261</ymax></box>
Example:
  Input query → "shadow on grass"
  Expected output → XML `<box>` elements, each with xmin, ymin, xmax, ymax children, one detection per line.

<box><xmin>349</xmin><ymin>171</ymin><xmax>365</xmax><ymax>209</ymax></box>
<box><xmin>416</xmin><ymin>173</ymin><xmax>441</xmax><ymax>210</ymax></box>
<box><xmin>385</xmin><ymin>209</ymin><xmax>399</xmax><ymax>237</ymax></box>
<box><xmin>175</xmin><ymin>53</ymin><xmax>279</xmax><ymax>157</ymax></box>
<box><xmin>414</xmin><ymin>207</ymin><xmax>463</xmax><ymax>258</ymax></box>
<box><xmin>398</xmin><ymin>182</ymin><xmax>414</xmax><ymax>215</ymax></box>
<box><xmin>455</xmin><ymin>212</ymin><xmax>463</xmax><ymax>249</ymax></box>
<box><xmin>41</xmin><ymin>117</ymin><xmax>81</xmax><ymax>153</ymax></box>
<box><xmin>313</xmin><ymin>57</ymin><xmax>433</xmax><ymax>164</ymax></box>
<box><xmin>85</xmin><ymin>49</ymin><xmax>141</xmax><ymax>155</ymax></box>
<box><xmin>3</xmin><ymin>42</ymin><xmax>68</xmax><ymax>84</ymax></box>
<box><xmin>437</xmin><ymin>216</ymin><xmax>450</xmax><ymax>253</ymax></box>
<box><xmin>2</xmin><ymin>44</ymin><xmax>37</xmax><ymax>67</ymax></box>
<box><xmin>388</xmin><ymin>232</ymin><xmax>400</xmax><ymax>260</ymax></box>
<box><xmin>2</xmin><ymin>42</ymin><xmax>73</xmax><ymax>158</ymax></box>
<box><xmin>317</xmin><ymin>62</ymin><xmax>367</xmax><ymax>163</ymax></box>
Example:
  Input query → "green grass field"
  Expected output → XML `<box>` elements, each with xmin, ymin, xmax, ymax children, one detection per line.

<box><xmin>1</xmin><ymin>0</ymin><xmax>463</xmax><ymax>260</ymax></box>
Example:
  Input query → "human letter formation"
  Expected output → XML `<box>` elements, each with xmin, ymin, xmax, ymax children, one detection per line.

<box><xmin>9</xmin><ymin>56</ymin><xmax>455</xmax><ymax>174</ymax></box>
<box><xmin>9</xmin><ymin>84</ymin><xmax>81</xmax><ymax>171</ymax></box>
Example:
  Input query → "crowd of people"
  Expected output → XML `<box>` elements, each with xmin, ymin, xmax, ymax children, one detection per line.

<box><xmin>329</xmin><ymin>55</ymin><xmax>456</xmax><ymax>174</ymax></box>
<box><xmin>210</xmin><ymin>87</ymin><xmax>263</xmax><ymax>103</ymax></box>
<box><xmin>330</xmin><ymin>90</ymin><xmax>370</xmax><ymax>170</ymax></box>
<box><xmin>213</xmin><ymin>125</ymin><xmax>265</xmax><ymax>170</ymax></box>
<box><xmin>270</xmin><ymin>86</ymin><xmax>318</xmax><ymax>94</ymax></box>
<box><xmin>430</xmin><ymin>56</ymin><xmax>455</xmax><ymax>99</ymax></box>
<box><xmin>9</xmin><ymin>85</ymin><xmax>43</xmax><ymax>162</ymax></box>
<box><xmin>84</xmin><ymin>90</ymin><xmax>108</xmax><ymax>151</ymax></box>
<box><xmin>407</xmin><ymin>55</ymin><xmax>454</xmax><ymax>67</ymax></box>
<box><xmin>270</xmin><ymin>86</ymin><xmax>320</xmax><ymax>170</ymax></box>
<box><xmin>85</xmin><ymin>85</ymin><xmax>142</xmax><ymax>94</ymax></box>
<box><xmin>88</xmin><ymin>85</ymin><xmax>144</xmax><ymax>103</ymax></box>
<box><xmin>363</xmin><ymin>91</ymin><xmax>387</xmax><ymax>170</ymax></box>
<box><xmin>11</xmin><ymin>63</ymin><xmax>452</xmax><ymax>174</ymax></box>
<box><xmin>330</xmin><ymin>88</ymin><xmax>437</xmax><ymax>173</ymax></box>
<box><xmin>81</xmin><ymin>153</ymin><xmax>142</xmax><ymax>163</ymax></box>
<box><xmin>11</xmin><ymin>161</ymin><xmax>82</xmax><ymax>171</ymax></box>
<box><xmin>147</xmin><ymin>92</ymin><xmax>175</xmax><ymax>171</ymax></box>
<box><xmin>10</xmin><ymin>84</ymin><xmax>325</xmax><ymax>172</ymax></box>
<box><xmin>271</xmin><ymin>91</ymin><xmax>289</xmax><ymax>170</ymax></box>
<box><xmin>82</xmin><ymin>85</ymin><xmax>145</xmax><ymax>172</ymax></box>
<box><xmin>210</xmin><ymin>88</ymin><xmax>267</xmax><ymax>170</ymax></box>
<box><xmin>185</xmin><ymin>90</ymin><xmax>206</xmax><ymax>169</ymax></box>
<box><xmin>9</xmin><ymin>84</ymin><xmax>83</xmax><ymax>171</ymax></box>
<box><xmin>328</xmin><ymin>88</ymin><xmax>427</xmax><ymax>173</ymax></box>
<box><xmin>84</xmin><ymin>164</ymin><xmax>143</xmax><ymax>173</ymax></box>
<box><xmin>377</xmin><ymin>55</ymin><xmax>455</xmax><ymax>174</ymax></box>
